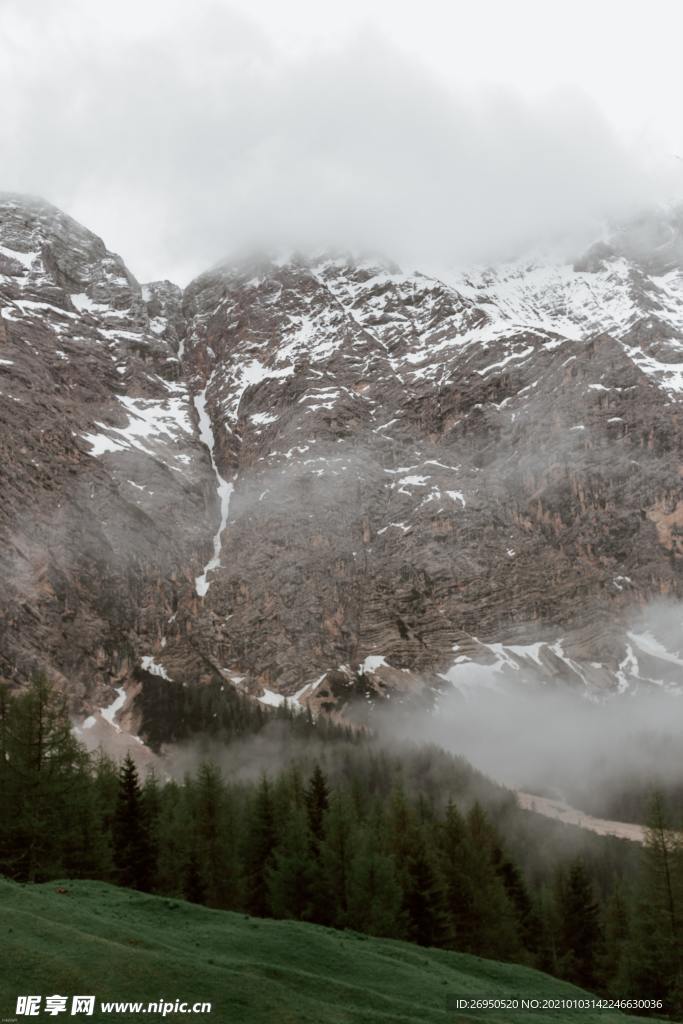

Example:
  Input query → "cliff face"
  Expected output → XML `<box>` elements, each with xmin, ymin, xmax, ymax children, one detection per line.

<box><xmin>0</xmin><ymin>195</ymin><xmax>211</xmax><ymax>712</ymax></box>
<box><xmin>1</xmin><ymin>194</ymin><xmax>682</xmax><ymax>737</ymax></box>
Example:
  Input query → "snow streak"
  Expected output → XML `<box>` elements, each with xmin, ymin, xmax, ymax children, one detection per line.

<box><xmin>194</xmin><ymin>386</ymin><xmax>234</xmax><ymax>597</ymax></box>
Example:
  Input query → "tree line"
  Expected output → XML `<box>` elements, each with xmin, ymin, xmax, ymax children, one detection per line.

<box><xmin>1</xmin><ymin>678</ymin><xmax>682</xmax><ymax>1017</ymax></box>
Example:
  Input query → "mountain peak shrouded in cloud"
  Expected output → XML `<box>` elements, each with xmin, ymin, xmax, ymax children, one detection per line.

<box><xmin>3</xmin><ymin>187</ymin><xmax>683</xmax><ymax>728</ymax></box>
<box><xmin>0</xmin><ymin>0</ymin><xmax>675</xmax><ymax>284</ymax></box>
<box><xmin>4</xmin><ymin>4</ymin><xmax>683</xmax><ymax>1014</ymax></box>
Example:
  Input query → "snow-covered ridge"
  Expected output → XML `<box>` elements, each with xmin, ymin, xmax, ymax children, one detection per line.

<box><xmin>436</xmin><ymin>631</ymin><xmax>683</xmax><ymax>697</ymax></box>
<box><xmin>442</xmin><ymin>248</ymin><xmax>683</xmax><ymax>394</ymax></box>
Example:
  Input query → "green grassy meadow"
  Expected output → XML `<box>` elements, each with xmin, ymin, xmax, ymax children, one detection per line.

<box><xmin>0</xmin><ymin>878</ymin><xmax>661</xmax><ymax>1024</ymax></box>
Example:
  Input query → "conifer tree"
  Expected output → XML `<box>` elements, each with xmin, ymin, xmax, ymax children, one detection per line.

<box><xmin>304</xmin><ymin>764</ymin><xmax>329</xmax><ymax>851</ymax></box>
<box><xmin>438</xmin><ymin>800</ymin><xmax>478</xmax><ymax>952</ymax></box>
<box><xmin>600</xmin><ymin>884</ymin><xmax>631</xmax><ymax>996</ymax></box>
<box><xmin>345</xmin><ymin>823</ymin><xmax>405</xmax><ymax>938</ymax></box>
<box><xmin>90</xmin><ymin>752</ymin><xmax>119</xmax><ymax>880</ymax></box>
<box><xmin>243</xmin><ymin>775</ymin><xmax>276</xmax><ymax>917</ymax></box>
<box><xmin>61</xmin><ymin>770</ymin><xmax>111</xmax><ymax>880</ymax></box>
<box><xmin>317</xmin><ymin>791</ymin><xmax>355</xmax><ymax>926</ymax></box>
<box><xmin>142</xmin><ymin>770</ymin><xmax>162</xmax><ymax>836</ymax></box>
<box><xmin>464</xmin><ymin>803</ymin><xmax>522</xmax><ymax>960</ymax></box>
<box><xmin>629</xmin><ymin>793</ymin><xmax>683</xmax><ymax>1012</ymax></box>
<box><xmin>183</xmin><ymin>848</ymin><xmax>206</xmax><ymax>904</ymax></box>
<box><xmin>558</xmin><ymin>860</ymin><xmax>602</xmax><ymax>989</ymax></box>
<box><xmin>193</xmin><ymin>762</ymin><xmax>241</xmax><ymax>908</ymax></box>
<box><xmin>0</xmin><ymin>675</ymin><xmax>90</xmax><ymax>881</ymax></box>
<box><xmin>387</xmin><ymin>785</ymin><xmax>415</xmax><ymax>862</ymax></box>
<box><xmin>112</xmin><ymin>753</ymin><xmax>156</xmax><ymax>891</ymax></box>
<box><xmin>494</xmin><ymin>847</ymin><xmax>537</xmax><ymax>957</ymax></box>
<box><xmin>534</xmin><ymin>883</ymin><xmax>562</xmax><ymax>978</ymax></box>
<box><xmin>267</xmin><ymin>805</ymin><xmax>317</xmax><ymax>921</ymax></box>
<box><xmin>155</xmin><ymin>779</ymin><xmax>189</xmax><ymax>896</ymax></box>
<box><xmin>402</xmin><ymin>829</ymin><xmax>451</xmax><ymax>947</ymax></box>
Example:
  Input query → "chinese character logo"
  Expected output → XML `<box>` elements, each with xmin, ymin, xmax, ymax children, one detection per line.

<box><xmin>16</xmin><ymin>996</ymin><xmax>41</xmax><ymax>1016</ymax></box>
<box><xmin>45</xmin><ymin>995</ymin><xmax>68</xmax><ymax>1015</ymax></box>
<box><xmin>71</xmin><ymin>996</ymin><xmax>95</xmax><ymax>1016</ymax></box>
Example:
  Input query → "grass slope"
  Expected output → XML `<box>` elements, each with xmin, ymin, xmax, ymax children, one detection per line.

<box><xmin>0</xmin><ymin>878</ymin><xmax>656</xmax><ymax>1023</ymax></box>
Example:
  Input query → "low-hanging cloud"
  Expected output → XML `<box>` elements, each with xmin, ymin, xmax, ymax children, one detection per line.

<box><xmin>0</xmin><ymin>0</ymin><xmax>668</xmax><ymax>284</ymax></box>
<box><xmin>370</xmin><ymin>600</ymin><xmax>683</xmax><ymax>819</ymax></box>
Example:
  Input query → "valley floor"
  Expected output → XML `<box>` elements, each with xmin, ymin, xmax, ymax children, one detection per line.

<box><xmin>0</xmin><ymin>878</ymin><xmax>661</xmax><ymax>1023</ymax></box>
<box><xmin>517</xmin><ymin>793</ymin><xmax>647</xmax><ymax>844</ymax></box>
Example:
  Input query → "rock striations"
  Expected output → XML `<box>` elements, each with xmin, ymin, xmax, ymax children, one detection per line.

<box><xmin>1</xmin><ymin>194</ymin><xmax>682</xmax><ymax>741</ymax></box>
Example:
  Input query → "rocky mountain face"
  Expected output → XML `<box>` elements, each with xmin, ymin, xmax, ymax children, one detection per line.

<box><xmin>1</xmin><ymin>195</ymin><xmax>682</xmax><ymax>744</ymax></box>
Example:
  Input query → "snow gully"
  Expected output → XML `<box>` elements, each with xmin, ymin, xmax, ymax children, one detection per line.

<box><xmin>193</xmin><ymin>383</ymin><xmax>234</xmax><ymax>597</ymax></box>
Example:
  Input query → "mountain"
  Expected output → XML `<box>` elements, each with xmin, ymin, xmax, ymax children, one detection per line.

<box><xmin>1</xmin><ymin>194</ymin><xmax>682</xmax><ymax>745</ymax></box>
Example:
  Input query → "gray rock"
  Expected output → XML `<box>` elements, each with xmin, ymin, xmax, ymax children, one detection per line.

<box><xmin>1</xmin><ymin>196</ymin><xmax>683</xmax><ymax>734</ymax></box>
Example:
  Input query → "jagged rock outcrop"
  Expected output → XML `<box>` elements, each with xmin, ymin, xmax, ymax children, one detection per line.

<box><xmin>1</xmin><ymin>194</ymin><xmax>682</xmax><ymax>738</ymax></box>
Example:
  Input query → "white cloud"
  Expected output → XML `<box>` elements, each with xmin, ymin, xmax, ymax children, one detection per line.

<box><xmin>0</xmin><ymin>0</ymin><xmax>676</xmax><ymax>283</ymax></box>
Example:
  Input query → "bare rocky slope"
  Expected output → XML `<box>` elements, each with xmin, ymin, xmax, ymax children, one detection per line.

<box><xmin>1</xmin><ymin>194</ymin><xmax>682</xmax><ymax>742</ymax></box>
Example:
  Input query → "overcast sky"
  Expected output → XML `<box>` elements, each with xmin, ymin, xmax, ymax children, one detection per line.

<box><xmin>1</xmin><ymin>0</ymin><xmax>682</xmax><ymax>283</ymax></box>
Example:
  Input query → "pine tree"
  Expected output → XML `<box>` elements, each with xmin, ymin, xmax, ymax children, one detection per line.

<box><xmin>155</xmin><ymin>780</ymin><xmax>189</xmax><ymax>896</ymax></box>
<box><xmin>402</xmin><ymin>829</ymin><xmax>451</xmax><ymax>947</ymax></box>
<box><xmin>629</xmin><ymin>793</ymin><xmax>683</xmax><ymax>1012</ymax></box>
<box><xmin>61</xmin><ymin>771</ymin><xmax>110</xmax><ymax>880</ymax></box>
<box><xmin>90</xmin><ymin>752</ymin><xmax>119</xmax><ymax>880</ymax></box>
<box><xmin>387</xmin><ymin>785</ymin><xmax>416</xmax><ymax>867</ymax></box>
<box><xmin>267</xmin><ymin>805</ymin><xmax>317</xmax><ymax>921</ymax></box>
<box><xmin>304</xmin><ymin>764</ymin><xmax>329</xmax><ymax>852</ymax></box>
<box><xmin>601</xmin><ymin>884</ymin><xmax>631</xmax><ymax>996</ymax></box>
<box><xmin>112</xmin><ymin>753</ymin><xmax>156</xmax><ymax>891</ymax></box>
<box><xmin>558</xmin><ymin>860</ymin><xmax>602</xmax><ymax>989</ymax></box>
<box><xmin>183</xmin><ymin>849</ymin><xmax>206</xmax><ymax>904</ymax></box>
<box><xmin>345</xmin><ymin>824</ymin><xmax>405</xmax><ymax>938</ymax></box>
<box><xmin>317</xmin><ymin>791</ymin><xmax>355</xmax><ymax>926</ymax></box>
<box><xmin>142</xmin><ymin>770</ymin><xmax>162</xmax><ymax>842</ymax></box>
<box><xmin>464</xmin><ymin>803</ymin><xmax>523</xmax><ymax>960</ymax></box>
<box><xmin>438</xmin><ymin>800</ymin><xmax>478</xmax><ymax>952</ymax></box>
<box><xmin>534</xmin><ymin>883</ymin><xmax>562</xmax><ymax>978</ymax></box>
<box><xmin>192</xmin><ymin>762</ymin><xmax>240</xmax><ymax>908</ymax></box>
<box><xmin>0</xmin><ymin>676</ymin><xmax>91</xmax><ymax>881</ymax></box>
<box><xmin>243</xmin><ymin>775</ymin><xmax>276</xmax><ymax>917</ymax></box>
<box><xmin>497</xmin><ymin>855</ymin><xmax>536</xmax><ymax>957</ymax></box>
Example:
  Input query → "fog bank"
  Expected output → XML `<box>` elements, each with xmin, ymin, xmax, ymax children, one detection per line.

<box><xmin>0</xmin><ymin>0</ymin><xmax>674</xmax><ymax>282</ymax></box>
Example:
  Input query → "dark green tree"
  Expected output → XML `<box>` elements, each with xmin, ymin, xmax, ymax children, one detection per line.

<box><xmin>533</xmin><ymin>883</ymin><xmax>562</xmax><ymax>978</ymax></box>
<box><xmin>112</xmin><ymin>753</ymin><xmax>156</xmax><ymax>891</ymax></box>
<box><xmin>304</xmin><ymin>764</ymin><xmax>329</xmax><ymax>851</ymax></box>
<box><xmin>0</xmin><ymin>676</ymin><xmax>91</xmax><ymax>881</ymax></box>
<box><xmin>464</xmin><ymin>803</ymin><xmax>522</xmax><ymax>960</ymax></box>
<box><xmin>438</xmin><ymin>800</ymin><xmax>478</xmax><ymax>952</ymax></box>
<box><xmin>155</xmin><ymin>779</ymin><xmax>189</xmax><ymax>896</ymax></box>
<box><xmin>192</xmin><ymin>762</ymin><xmax>240</xmax><ymax>908</ymax></box>
<box><xmin>90</xmin><ymin>752</ymin><xmax>119</xmax><ymax>880</ymax></box>
<box><xmin>243</xmin><ymin>776</ymin><xmax>276</xmax><ymax>917</ymax></box>
<box><xmin>317</xmin><ymin>791</ymin><xmax>355</xmax><ymax>926</ymax></box>
<box><xmin>558</xmin><ymin>860</ymin><xmax>602</xmax><ymax>989</ymax></box>
<box><xmin>600</xmin><ymin>884</ymin><xmax>631</xmax><ymax>996</ymax></box>
<box><xmin>402</xmin><ymin>828</ymin><xmax>451</xmax><ymax>948</ymax></box>
<box><xmin>267</xmin><ymin>805</ymin><xmax>317</xmax><ymax>921</ymax></box>
<box><xmin>628</xmin><ymin>793</ymin><xmax>683</xmax><ymax>1012</ymax></box>
<box><xmin>183</xmin><ymin>848</ymin><xmax>206</xmax><ymax>904</ymax></box>
<box><xmin>345</xmin><ymin>823</ymin><xmax>405</xmax><ymax>938</ymax></box>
